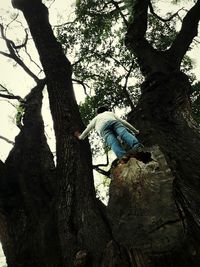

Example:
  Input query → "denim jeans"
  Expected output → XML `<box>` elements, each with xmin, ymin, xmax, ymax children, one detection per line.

<box><xmin>100</xmin><ymin>121</ymin><xmax>140</xmax><ymax>158</ymax></box>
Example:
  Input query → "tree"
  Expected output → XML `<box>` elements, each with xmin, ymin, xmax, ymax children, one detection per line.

<box><xmin>0</xmin><ymin>0</ymin><xmax>200</xmax><ymax>267</ymax></box>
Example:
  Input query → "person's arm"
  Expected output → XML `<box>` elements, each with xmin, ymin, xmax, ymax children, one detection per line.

<box><xmin>76</xmin><ymin>118</ymin><xmax>96</xmax><ymax>140</ymax></box>
<box><xmin>114</xmin><ymin>114</ymin><xmax>139</xmax><ymax>134</ymax></box>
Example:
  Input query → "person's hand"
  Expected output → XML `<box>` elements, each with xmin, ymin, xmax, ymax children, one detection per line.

<box><xmin>74</xmin><ymin>131</ymin><xmax>81</xmax><ymax>139</ymax></box>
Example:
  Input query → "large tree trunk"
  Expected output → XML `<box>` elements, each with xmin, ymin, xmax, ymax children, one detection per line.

<box><xmin>125</xmin><ymin>71</ymin><xmax>200</xmax><ymax>265</ymax></box>
<box><xmin>1</xmin><ymin>83</ymin><xmax>62</xmax><ymax>267</ymax></box>
<box><xmin>129</xmin><ymin>71</ymin><xmax>200</xmax><ymax>233</ymax></box>
<box><xmin>1</xmin><ymin>1</ymin><xmax>111</xmax><ymax>266</ymax></box>
<box><xmin>124</xmin><ymin>1</ymin><xmax>200</xmax><ymax>262</ymax></box>
<box><xmin>0</xmin><ymin>0</ymin><xmax>199</xmax><ymax>267</ymax></box>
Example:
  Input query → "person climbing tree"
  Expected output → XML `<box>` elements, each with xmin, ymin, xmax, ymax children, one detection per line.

<box><xmin>75</xmin><ymin>106</ymin><xmax>141</xmax><ymax>159</ymax></box>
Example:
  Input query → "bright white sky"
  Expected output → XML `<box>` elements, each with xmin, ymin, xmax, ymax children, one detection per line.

<box><xmin>0</xmin><ymin>0</ymin><xmax>200</xmax><ymax>162</ymax></box>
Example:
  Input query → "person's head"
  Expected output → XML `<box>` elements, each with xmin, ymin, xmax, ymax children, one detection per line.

<box><xmin>96</xmin><ymin>106</ymin><xmax>109</xmax><ymax>114</ymax></box>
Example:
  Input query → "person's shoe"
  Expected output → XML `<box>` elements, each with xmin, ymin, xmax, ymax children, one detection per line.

<box><xmin>132</xmin><ymin>143</ymin><xmax>144</xmax><ymax>152</ymax></box>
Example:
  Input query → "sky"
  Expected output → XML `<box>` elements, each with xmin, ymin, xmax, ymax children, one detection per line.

<box><xmin>0</xmin><ymin>0</ymin><xmax>200</xmax><ymax>162</ymax></box>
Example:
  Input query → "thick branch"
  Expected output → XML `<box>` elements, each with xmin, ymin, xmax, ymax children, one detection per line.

<box><xmin>94</xmin><ymin>167</ymin><xmax>111</xmax><ymax>178</ymax></box>
<box><xmin>125</xmin><ymin>0</ymin><xmax>153</xmax><ymax>65</ymax></box>
<box><xmin>0</xmin><ymin>84</ymin><xmax>23</xmax><ymax>101</ymax></box>
<box><xmin>127</xmin><ymin>0</ymin><xmax>149</xmax><ymax>39</ymax></box>
<box><xmin>168</xmin><ymin>0</ymin><xmax>200</xmax><ymax>66</ymax></box>
<box><xmin>0</xmin><ymin>93</ymin><xmax>23</xmax><ymax>101</ymax></box>
<box><xmin>93</xmin><ymin>153</ymin><xmax>111</xmax><ymax>178</ymax></box>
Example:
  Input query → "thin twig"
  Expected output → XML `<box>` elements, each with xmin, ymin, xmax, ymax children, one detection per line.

<box><xmin>0</xmin><ymin>24</ymin><xmax>39</xmax><ymax>82</ymax></box>
<box><xmin>149</xmin><ymin>1</ymin><xmax>184</xmax><ymax>22</ymax></box>
<box><xmin>47</xmin><ymin>0</ymin><xmax>56</xmax><ymax>9</ymax></box>
<box><xmin>0</xmin><ymin>135</ymin><xmax>14</xmax><ymax>145</ymax></box>
<box><xmin>110</xmin><ymin>0</ymin><xmax>128</xmax><ymax>26</ymax></box>
<box><xmin>122</xmin><ymin>61</ymin><xmax>135</xmax><ymax>110</ymax></box>
<box><xmin>5</xmin><ymin>13</ymin><xmax>19</xmax><ymax>33</ymax></box>
<box><xmin>72</xmin><ymin>79</ymin><xmax>90</xmax><ymax>96</ymax></box>
<box><xmin>24</xmin><ymin>45</ymin><xmax>43</xmax><ymax>73</ymax></box>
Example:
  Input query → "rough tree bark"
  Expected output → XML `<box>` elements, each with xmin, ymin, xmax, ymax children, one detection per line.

<box><xmin>1</xmin><ymin>0</ymin><xmax>112</xmax><ymax>266</ymax></box>
<box><xmin>0</xmin><ymin>0</ymin><xmax>200</xmax><ymax>266</ymax></box>
<box><xmin>120</xmin><ymin>0</ymin><xmax>200</xmax><ymax>265</ymax></box>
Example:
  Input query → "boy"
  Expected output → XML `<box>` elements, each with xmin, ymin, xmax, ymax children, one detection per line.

<box><xmin>75</xmin><ymin>106</ymin><xmax>141</xmax><ymax>159</ymax></box>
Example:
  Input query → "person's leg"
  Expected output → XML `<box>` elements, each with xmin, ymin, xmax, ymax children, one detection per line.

<box><xmin>113</xmin><ymin>122</ymin><xmax>140</xmax><ymax>149</ymax></box>
<box><xmin>104</xmin><ymin>132</ymin><xmax>126</xmax><ymax>158</ymax></box>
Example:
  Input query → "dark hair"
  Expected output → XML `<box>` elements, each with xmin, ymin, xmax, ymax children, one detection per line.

<box><xmin>96</xmin><ymin>106</ymin><xmax>109</xmax><ymax>114</ymax></box>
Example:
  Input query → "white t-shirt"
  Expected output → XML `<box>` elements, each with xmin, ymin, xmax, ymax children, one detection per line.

<box><xmin>79</xmin><ymin>111</ymin><xmax>139</xmax><ymax>140</ymax></box>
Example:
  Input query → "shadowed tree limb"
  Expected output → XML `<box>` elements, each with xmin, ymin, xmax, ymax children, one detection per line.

<box><xmin>93</xmin><ymin>152</ymin><xmax>111</xmax><ymax>177</ymax></box>
<box><xmin>125</xmin><ymin>0</ymin><xmax>200</xmax><ymax>76</ymax></box>
<box><xmin>125</xmin><ymin>0</ymin><xmax>154</xmax><ymax>72</ymax></box>
<box><xmin>0</xmin><ymin>93</ymin><xmax>23</xmax><ymax>102</ymax></box>
<box><xmin>0</xmin><ymin>83</ymin><xmax>23</xmax><ymax>102</ymax></box>
<box><xmin>168</xmin><ymin>0</ymin><xmax>200</xmax><ymax>67</ymax></box>
<box><xmin>126</xmin><ymin>0</ymin><xmax>149</xmax><ymax>40</ymax></box>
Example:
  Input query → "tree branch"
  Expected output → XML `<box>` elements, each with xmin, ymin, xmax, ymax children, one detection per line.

<box><xmin>0</xmin><ymin>93</ymin><xmax>23</xmax><ymax>101</ymax></box>
<box><xmin>149</xmin><ymin>2</ymin><xmax>184</xmax><ymax>22</ymax></box>
<box><xmin>0</xmin><ymin>84</ymin><xmax>23</xmax><ymax>102</ymax></box>
<box><xmin>122</xmin><ymin>61</ymin><xmax>135</xmax><ymax>110</ymax></box>
<box><xmin>110</xmin><ymin>0</ymin><xmax>128</xmax><ymax>26</ymax></box>
<box><xmin>72</xmin><ymin>79</ymin><xmax>90</xmax><ymax>96</ymax></box>
<box><xmin>0</xmin><ymin>135</ymin><xmax>14</xmax><ymax>145</ymax></box>
<box><xmin>94</xmin><ymin>167</ymin><xmax>111</xmax><ymax>178</ymax></box>
<box><xmin>53</xmin><ymin>18</ymin><xmax>78</xmax><ymax>29</ymax></box>
<box><xmin>168</xmin><ymin>0</ymin><xmax>200</xmax><ymax>67</ymax></box>
<box><xmin>127</xmin><ymin>0</ymin><xmax>149</xmax><ymax>40</ymax></box>
<box><xmin>93</xmin><ymin>152</ymin><xmax>109</xmax><ymax>169</ymax></box>
<box><xmin>93</xmin><ymin>152</ymin><xmax>111</xmax><ymax>178</ymax></box>
<box><xmin>0</xmin><ymin>24</ymin><xmax>39</xmax><ymax>83</ymax></box>
<box><xmin>24</xmin><ymin>45</ymin><xmax>43</xmax><ymax>74</ymax></box>
<box><xmin>125</xmin><ymin>0</ymin><xmax>153</xmax><ymax>58</ymax></box>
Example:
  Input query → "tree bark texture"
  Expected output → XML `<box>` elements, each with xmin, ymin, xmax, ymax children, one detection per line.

<box><xmin>124</xmin><ymin>71</ymin><xmax>200</xmax><ymax>267</ymax></box>
<box><xmin>0</xmin><ymin>83</ymin><xmax>62</xmax><ymax>267</ymax></box>
<box><xmin>0</xmin><ymin>0</ymin><xmax>199</xmax><ymax>266</ymax></box>
<box><xmin>2</xmin><ymin>1</ymin><xmax>112</xmax><ymax>266</ymax></box>
<box><xmin>126</xmin><ymin>0</ymin><xmax>200</xmax><ymax>245</ymax></box>
<box><xmin>107</xmin><ymin>145</ymin><xmax>200</xmax><ymax>266</ymax></box>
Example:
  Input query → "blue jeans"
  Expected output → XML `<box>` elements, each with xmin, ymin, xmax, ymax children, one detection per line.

<box><xmin>100</xmin><ymin>121</ymin><xmax>140</xmax><ymax>158</ymax></box>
